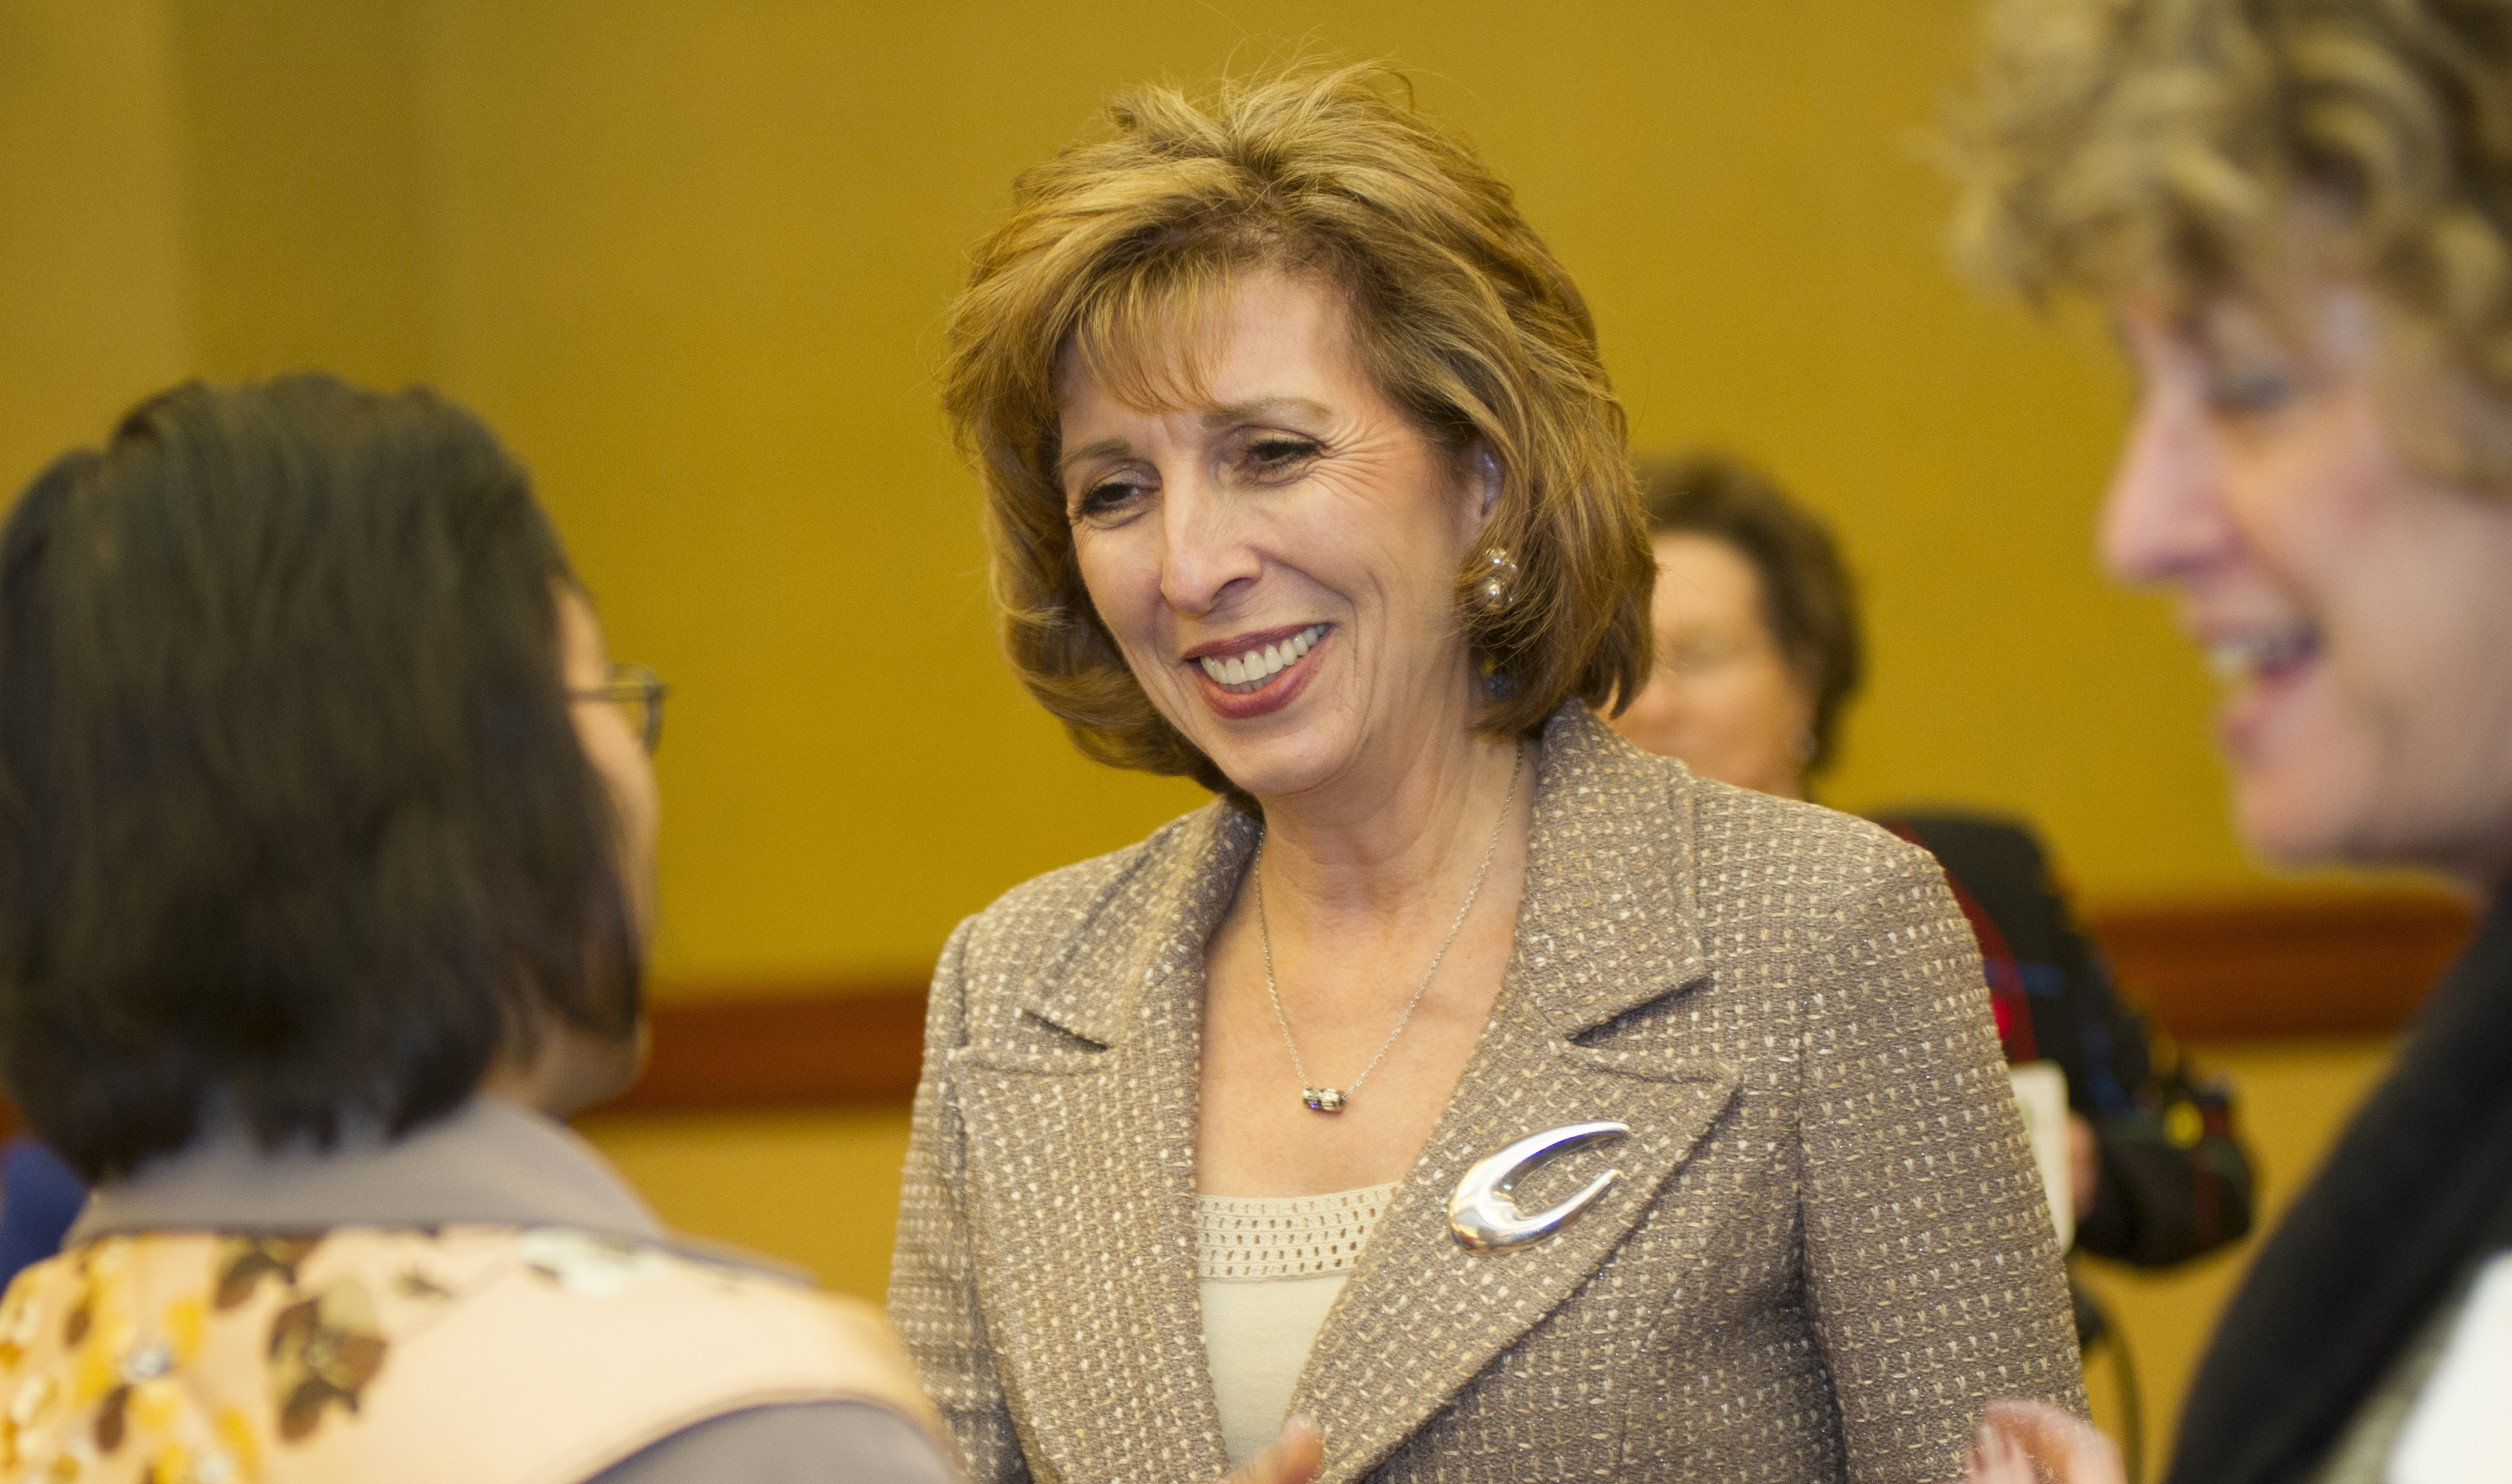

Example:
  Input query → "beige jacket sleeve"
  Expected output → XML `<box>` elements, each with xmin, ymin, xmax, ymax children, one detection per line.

<box><xmin>1799</xmin><ymin>849</ymin><xmax>2087</xmax><ymax>1479</ymax></box>
<box><xmin>888</xmin><ymin>918</ymin><xmax>1030</xmax><ymax>1484</ymax></box>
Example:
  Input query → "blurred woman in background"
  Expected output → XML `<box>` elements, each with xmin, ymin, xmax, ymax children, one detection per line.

<box><xmin>1609</xmin><ymin>455</ymin><xmax>2255</xmax><ymax>1278</ymax></box>
<box><xmin>1954</xmin><ymin>0</ymin><xmax>2512</xmax><ymax>1477</ymax></box>
<box><xmin>894</xmin><ymin>63</ymin><xmax>2080</xmax><ymax>1484</ymax></box>
<box><xmin>0</xmin><ymin>376</ymin><xmax>951</xmax><ymax>1484</ymax></box>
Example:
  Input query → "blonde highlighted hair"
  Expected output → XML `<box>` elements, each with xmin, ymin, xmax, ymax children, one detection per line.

<box><xmin>941</xmin><ymin>64</ymin><xmax>1652</xmax><ymax>792</ymax></box>
<box><xmin>1955</xmin><ymin>0</ymin><xmax>2512</xmax><ymax>401</ymax></box>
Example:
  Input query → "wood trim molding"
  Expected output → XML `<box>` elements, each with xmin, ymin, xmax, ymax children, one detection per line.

<box><xmin>0</xmin><ymin>891</ymin><xmax>2463</xmax><ymax>1136</ymax></box>
<box><xmin>0</xmin><ymin>890</ymin><xmax>2461</xmax><ymax>1175</ymax></box>
<box><xmin>2085</xmin><ymin>888</ymin><xmax>2473</xmax><ymax>1042</ymax></box>
<box><xmin>593</xmin><ymin>989</ymin><xmax>930</xmax><ymax>1115</ymax></box>
<box><xmin>584</xmin><ymin>887</ymin><xmax>2478</xmax><ymax>1116</ymax></box>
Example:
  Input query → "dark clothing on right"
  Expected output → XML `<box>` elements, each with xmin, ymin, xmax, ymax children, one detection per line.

<box><xmin>1878</xmin><ymin>813</ymin><xmax>2255</xmax><ymax>1266</ymax></box>
<box><xmin>2166</xmin><ymin>893</ymin><xmax>2512</xmax><ymax>1484</ymax></box>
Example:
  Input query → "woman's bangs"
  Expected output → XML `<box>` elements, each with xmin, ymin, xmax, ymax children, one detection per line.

<box><xmin>1064</xmin><ymin>258</ymin><xmax>1259</xmax><ymax>416</ymax></box>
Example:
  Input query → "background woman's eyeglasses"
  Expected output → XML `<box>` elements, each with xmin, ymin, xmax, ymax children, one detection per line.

<box><xmin>572</xmin><ymin>662</ymin><xmax>671</xmax><ymax>754</ymax></box>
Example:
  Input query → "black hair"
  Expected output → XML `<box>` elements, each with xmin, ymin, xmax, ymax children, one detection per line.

<box><xmin>1639</xmin><ymin>453</ymin><xmax>1864</xmax><ymax>776</ymax></box>
<box><xmin>0</xmin><ymin>375</ymin><xmax>641</xmax><ymax>1180</ymax></box>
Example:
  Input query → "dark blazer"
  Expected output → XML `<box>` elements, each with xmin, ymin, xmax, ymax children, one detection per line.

<box><xmin>1875</xmin><ymin>813</ymin><xmax>2255</xmax><ymax>1267</ymax></box>
<box><xmin>890</xmin><ymin>708</ymin><xmax>2083</xmax><ymax>1484</ymax></box>
<box><xmin>2167</xmin><ymin>894</ymin><xmax>2512</xmax><ymax>1484</ymax></box>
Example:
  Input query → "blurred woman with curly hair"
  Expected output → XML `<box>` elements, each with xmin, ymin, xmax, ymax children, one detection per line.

<box><xmin>1954</xmin><ymin>1</ymin><xmax>2512</xmax><ymax>1480</ymax></box>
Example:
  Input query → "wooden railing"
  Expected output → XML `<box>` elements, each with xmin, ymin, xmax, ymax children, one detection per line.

<box><xmin>2089</xmin><ymin>888</ymin><xmax>2474</xmax><ymax>1041</ymax></box>
<box><xmin>603</xmin><ymin>991</ymin><xmax>930</xmax><ymax>1113</ymax></box>
<box><xmin>592</xmin><ymin>887</ymin><xmax>2479</xmax><ymax>1116</ymax></box>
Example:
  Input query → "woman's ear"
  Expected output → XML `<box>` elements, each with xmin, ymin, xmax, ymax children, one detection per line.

<box><xmin>1470</xmin><ymin>443</ymin><xmax>1504</xmax><ymax>527</ymax></box>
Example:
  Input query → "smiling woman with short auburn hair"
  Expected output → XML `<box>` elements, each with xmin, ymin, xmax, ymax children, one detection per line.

<box><xmin>942</xmin><ymin>66</ymin><xmax>1653</xmax><ymax>789</ymax></box>
<box><xmin>896</xmin><ymin>64</ymin><xmax>2082</xmax><ymax>1484</ymax></box>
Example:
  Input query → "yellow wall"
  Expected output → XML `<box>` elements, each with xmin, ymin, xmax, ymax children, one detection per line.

<box><xmin>0</xmin><ymin>1</ymin><xmax>194</xmax><ymax>495</ymax></box>
<box><xmin>5</xmin><ymin>0</ymin><xmax>2271</xmax><ymax>1001</ymax></box>
<box><xmin>4</xmin><ymin>0</ymin><xmax>2373</xmax><ymax>1465</ymax></box>
<box><xmin>580</xmin><ymin>1105</ymin><xmax>916</xmax><ymax>1300</ymax></box>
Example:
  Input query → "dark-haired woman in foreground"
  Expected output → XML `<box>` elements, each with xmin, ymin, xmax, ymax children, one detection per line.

<box><xmin>0</xmin><ymin>376</ymin><xmax>953</xmax><ymax>1484</ymax></box>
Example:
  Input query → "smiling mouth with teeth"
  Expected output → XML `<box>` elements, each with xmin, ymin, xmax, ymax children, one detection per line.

<box><xmin>1197</xmin><ymin>624</ymin><xmax>1329</xmax><ymax>694</ymax></box>
<box><xmin>2208</xmin><ymin>628</ymin><xmax>2321</xmax><ymax>683</ymax></box>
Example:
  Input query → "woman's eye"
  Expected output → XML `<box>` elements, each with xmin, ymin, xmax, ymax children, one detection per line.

<box><xmin>1240</xmin><ymin>437</ymin><xmax>1321</xmax><ymax>478</ymax></box>
<box><xmin>1665</xmin><ymin>635</ymin><xmax>1741</xmax><ymax>674</ymax></box>
<box><xmin>1072</xmin><ymin>478</ymin><xmax>1148</xmax><ymax>523</ymax></box>
<box><xmin>2205</xmin><ymin>364</ymin><xmax>2299</xmax><ymax>416</ymax></box>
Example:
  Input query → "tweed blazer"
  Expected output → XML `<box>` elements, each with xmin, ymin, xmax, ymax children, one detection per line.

<box><xmin>889</xmin><ymin>707</ymin><xmax>2082</xmax><ymax>1484</ymax></box>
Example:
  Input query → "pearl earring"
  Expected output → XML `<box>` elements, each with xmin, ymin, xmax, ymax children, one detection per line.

<box><xmin>1469</xmin><ymin>547</ymin><xmax>1520</xmax><ymax>612</ymax></box>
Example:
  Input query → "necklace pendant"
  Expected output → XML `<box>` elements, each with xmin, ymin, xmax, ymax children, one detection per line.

<box><xmin>1302</xmin><ymin>1088</ymin><xmax>1347</xmax><ymax>1114</ymax></box>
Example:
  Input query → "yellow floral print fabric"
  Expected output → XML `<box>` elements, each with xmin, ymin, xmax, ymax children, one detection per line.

<box><xmin>0</xmin><ymin>1227</ymin><xmax>939</xmax><ymax>1484</ymax></box>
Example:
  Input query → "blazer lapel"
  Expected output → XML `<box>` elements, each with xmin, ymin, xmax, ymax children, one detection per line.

<box><xmin>950</xmin><ymin>804</ymin><xmax>1258</xmax><ymax>1484</ymax></box>
<box><xmin>1292</xmin><ymin>710</ymin><xmax>1740</xmax><ymax>1484</ymax></box>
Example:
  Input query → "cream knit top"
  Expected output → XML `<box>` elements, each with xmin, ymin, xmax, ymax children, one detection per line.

<box><xmin>1194</xmin><ymin>1183</ymin><xmax>1398</xmax><ymax>1468</ymax></box>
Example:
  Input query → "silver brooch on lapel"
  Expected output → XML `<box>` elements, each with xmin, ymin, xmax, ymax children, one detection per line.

<box><xmin>1447</xmin><ymin>1121</ymin><xmax>1630</xmax><ymax>1254</ymax></box>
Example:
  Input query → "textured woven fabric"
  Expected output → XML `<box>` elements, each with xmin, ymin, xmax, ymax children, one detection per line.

<box><xmin>1198</xmin><ymin>1185</ymin><xmax>1395</xmax><ymax>1465</ymax></box>
<box><xmin>1196</xmin><ymin>1185</ymin><xmax>1397</xmax><ymax>1281</ymax></box>
<box><xmin>889</xmin><ymin>706</ymin><xmax>2084</xmax><ymax>1484</ymax></box>
<box><xmin>1198</xmin><ymin>1184</ymin><xmax>1398</xmax><ymax>1467</ymax></box>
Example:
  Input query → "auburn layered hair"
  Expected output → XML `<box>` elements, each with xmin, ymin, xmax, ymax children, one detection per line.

<box><xmin>941</xmin><ymin>64</ymin><xmax>1653</xmax><ymax>792</ymax></box>
<box><xmin>1956</xmin><ymin>0</ymin><xmax>2512</xmax><ymax>413</ymax></box>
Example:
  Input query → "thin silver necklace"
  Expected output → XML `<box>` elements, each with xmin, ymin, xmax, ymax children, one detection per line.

<box><xmin>1254</xmin><ymin>746</ymin><xmax>1526</xmax><ymax>1115</ymax></box>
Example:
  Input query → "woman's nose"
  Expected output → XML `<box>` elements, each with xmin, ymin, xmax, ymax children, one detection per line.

<box><xmin>1158</xmin><ymin>477</ymin><xmax>1262</xmax><ymax>616</ymax></box>
<box><xmin>2100</xmin><ymin>384</ymin><xmax>2237</xmax><ymax>588</ymax></box>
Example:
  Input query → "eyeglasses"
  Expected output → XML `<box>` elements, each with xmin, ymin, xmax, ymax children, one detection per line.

<box><xmin>1657</xmin><ymin>632</ymin><xmax>1751</xmax><ymax>678</ymax></box>
<box><xmin>571</xmin><ymin>662</ymin><xmax>671</xmax><ymax>754</ymax></box>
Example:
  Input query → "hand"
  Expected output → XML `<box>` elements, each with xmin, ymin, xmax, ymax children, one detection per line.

<box><xmin>1218</xmin><ymin>1414</ymin><xmax>1322</xmax><ymax>1484</ymax></box>
<box><xmin>1968</xmin><ymin>1400</ymin><xmax>2124</xmax><ymax>1484</ymax></box>
<box><xmin>2067</xmin><ymin>1113</ymin><xmax>2100</xmax><ymax>1217</ymax></box>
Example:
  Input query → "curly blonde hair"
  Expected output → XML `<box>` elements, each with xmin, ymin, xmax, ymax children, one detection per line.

<box><xmin>940</xmin><ymin>64</ymin><xmax>1652</xmax><ymax>793</ymax></box>
<box><xmin>1955</xmin><ymin>0</ymin><xmax>2512</xmax><ymax>395</ymax></box>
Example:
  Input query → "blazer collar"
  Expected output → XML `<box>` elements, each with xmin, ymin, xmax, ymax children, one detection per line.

<box><xmin>71</xmin><ymin>1096</ymin><xmax>664</xmax><ymax>1246</ymax></box>
<box><xmin>960</xmin><ymin>707</ymin><xmax>1722</xmax><ymax>1483</ymax></box>
<box><xmin>1503</xmin><ymin>704</ymin><xmax>1710</xmax><ymax>1039</ymax></box>
<box><xmin>1016</xmin><ymin>799</ymin><xmax>1257</xmax><ymax>1049</ymax></box>
<box><xmin>1013</xmin><ymin>705</ymin><xmax>1704</xmax><ymax>1051</ymax></box>
<box><xmin>953</xmin><ymin>802</ymin><xmax>1255</xmax><ymax>1482</ymax></box>
<box><xmin>1288</xmin><ymin>706</ymin><xmax>1730</xmax><ymax>1483</ymax></box>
